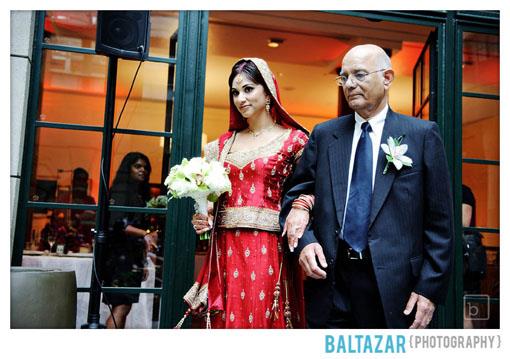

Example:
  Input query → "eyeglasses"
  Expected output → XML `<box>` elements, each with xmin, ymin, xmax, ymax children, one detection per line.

<box><xmin>335</xmin><ymin>69</ymin><xmax>387</xmax><ymax>86</ymax></box>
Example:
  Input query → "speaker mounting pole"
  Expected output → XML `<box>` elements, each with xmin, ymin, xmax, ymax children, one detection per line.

<box><xmin>81</xmin><ymin>56</ymin><xmax>118</xmax><ymax>329</ymax></box>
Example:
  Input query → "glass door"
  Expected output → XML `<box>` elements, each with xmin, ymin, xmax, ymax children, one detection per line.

<box><xmin>458</xmin><ymin>27</ymin><xmax>499</xmax><ymax>328</ymax></box>
<box><xmin>12</xmin><ymin>10</ymin><xmax>209</xmax><ymax>329</ymax></box>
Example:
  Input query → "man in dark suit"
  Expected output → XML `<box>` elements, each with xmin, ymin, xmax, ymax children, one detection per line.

<box><xmin>281</xmin><ymin>44</ymin><xmax>453</xmax><ymax>328</ymax></box>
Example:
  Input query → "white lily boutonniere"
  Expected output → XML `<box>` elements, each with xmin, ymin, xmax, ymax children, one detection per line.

<box><xmin>381</xmin><ymin>135</ymin><xmax>413</xmax><ymax>174</ymax></box>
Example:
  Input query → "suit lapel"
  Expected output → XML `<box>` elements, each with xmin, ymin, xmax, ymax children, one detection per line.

<box><xmin>369</xmin><ymin>109</ymin><xmax>399</xmax><ymax>228</ymax></box>
<box><xmin>328</xmin><ymin>115</ymin><xmax>355</xmax><ymax>227</ymax></box>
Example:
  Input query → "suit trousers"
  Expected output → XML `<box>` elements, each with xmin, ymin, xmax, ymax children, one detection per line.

<box><xmin>322</xmin><ymin>242</ymin><xmax>387</xmax><ymax>329</ymax></box>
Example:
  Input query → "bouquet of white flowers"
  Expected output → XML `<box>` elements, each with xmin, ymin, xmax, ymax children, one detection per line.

<box><xmin>164</xmin><ymin>157</ymin><xmax>231</xmax><ymax>240</ymax></box>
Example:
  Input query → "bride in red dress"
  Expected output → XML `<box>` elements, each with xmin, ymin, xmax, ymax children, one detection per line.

<box><xmin>187</xmin><ymin>58</ymin><xmax>308</xmax><ymax>329</ymax></box>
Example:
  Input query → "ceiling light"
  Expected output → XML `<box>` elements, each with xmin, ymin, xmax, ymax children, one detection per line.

<box><xmin>267</xmin><ymin>38</ymin><xmax>284</xmax><ymax>48</ymax></box>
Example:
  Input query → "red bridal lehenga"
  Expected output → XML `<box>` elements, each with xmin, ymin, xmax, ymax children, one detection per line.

<box><xmin>183</xmin><ymin>129</ymin><xmax>308</xmax><ymax>329</ymax></box>
<box><xmin>179</xmin><ymin>57</ymin><xmax>308</xmax><ymax>329</ymax></box>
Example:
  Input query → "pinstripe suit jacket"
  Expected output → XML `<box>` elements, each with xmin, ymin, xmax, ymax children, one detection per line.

<box><xmin>280</xmin><ymin>109</ymin><xmax>454</xmax><ymax>328</ymax></box>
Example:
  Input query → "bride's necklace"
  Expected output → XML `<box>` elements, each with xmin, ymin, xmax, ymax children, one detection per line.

<box><xmin>247</xmin><ymin>122</ymin><xmax>276</xmax><ymax>137</ymax></box>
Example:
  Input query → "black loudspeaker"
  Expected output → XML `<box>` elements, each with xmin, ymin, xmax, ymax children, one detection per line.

<box><xmin>95</xmin><ymin>11</ymin><xmax>150</xmax><ymax>60</ymax></box>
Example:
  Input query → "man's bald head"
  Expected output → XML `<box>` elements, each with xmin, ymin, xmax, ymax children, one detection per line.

<box><xmin>343</xmin><ymin>44</ymin><xmax>392</xmax><ymax>70</ymax></box>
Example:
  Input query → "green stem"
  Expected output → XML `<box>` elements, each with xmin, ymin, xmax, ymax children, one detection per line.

<box><xmin>383</xmin><ymin>162</ymin><xmax>389</xmax><ymax>174</ymax></box>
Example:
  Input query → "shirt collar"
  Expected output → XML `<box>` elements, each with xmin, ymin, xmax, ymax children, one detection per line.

<box><xmin>354</xmin><ymin>104</ymin><xmax>388</xmax><ymax>133</ymax></box>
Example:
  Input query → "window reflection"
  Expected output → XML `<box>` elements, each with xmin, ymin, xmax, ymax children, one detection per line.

<box><xmin>462</xmin><ymin>164</ymin><xmax>499</xmax><ymax>229</ymax></box>
<box><xmin>111</xmin><ymin>134</ymin><xmax>169</xmax><ymax>186</ymax></box>
<box><xmin>43</xmin><ymin>10</ymin><xmax>180</xmax><ymax>62</ymax></box>
<box><xmin>462</xmin><ymin>32</ymin><xmax>499</xmax><ymax>95</ymax></box>
<box><xmin>44</xmin><ymin>11</ymin><xmax>98</xmax><ymax>48</ymax></box>
<box><xmin>462</xmin><ymin>97</ymin><xmax>499</xmax><ymax>161</ymax></box>
<box><xmin>149</xmin><ymin>11</ymin><xmax>179</xmax><ymax>58</ymax></box>
<box><xmin>30</xmin><ymin>127</ymin><xmax>101</xmax><ymax>204</ymax></box>
<box><xmin>24</xmin><ymin>208</ymin><xmax>96</xmax><ymax>254</ymax></box>
<box><xmin>39</xmin><ymin>50</ymin><xmax>107</xmax><ymax>126</ymax></box>
<box><xmin>114</xmin><ymin>60</ymin><xmax>175</xmax><ymax>133</ymax></box>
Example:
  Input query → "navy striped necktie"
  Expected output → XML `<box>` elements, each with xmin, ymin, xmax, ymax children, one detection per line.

<box><xmin>343</xmin><ymin>121</ymin><xmax>373</xmax><ymax>253</ymax></box>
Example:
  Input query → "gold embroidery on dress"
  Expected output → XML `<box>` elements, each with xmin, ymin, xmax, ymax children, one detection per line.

<box><xmin>250</xmin><ymin>161</ymin><xmax>256</xmax><ymax>170</ymax></box>
<box><xmin>233</xmin><ymin>268</ymin><xmax>239</xmax><ymax>278</ymax></box>
<box><xmin>268</xmin><ymin>265</ymin><xmax>274</xmax><ymax>275</ymax></box>
<box><xmin>253</xmin><ymin>230</ymin><xmax>259</xmax><ymax>236</ymax></box>
<box><xmin>265</xmin><ymin>308</ymin><xmax>271</xmax><ymax>318</ymax></box>
<box><xmin>271</xmin><ymin>167</ymin><xmax>276</xmax><ymax>176</ymax></box>
<box><xmin>230</xmin><ymin>312</ymin><xmax>235</xmax><ymax>322</ymax></box>
<box><xmin>249</xmin><ymin>313</ymin><xmax>254</xmax><ymax>324</ymax></box>
<box><xmin>251</xmin><ymin>271</ymin><xmax>256</xmax><ymax>281</ymax></box>
<box><xmin>227</xmin><ymin>247</ymin><xmax>233</xmax><ymax>257</ymax></box>
<box><xmin>250</xmin><ymin>183</ymin><xmax>256</xmax><ymax>194</ymax></box>
<box><xmin>239</xmin><ymin>171</ymin><xmax>244</xmax><ymax>180</ymax></box>
<box><xmin>287</xmin><ymin>144</ymin><xmax>293</xmax><ymax>153</ymax></box>
<box><xmin>241</xmin><ymin>289</ymin><xmax>246</xmax><ymax>300</ymax></box>
<box><xmin>244</xmin><ymin>247</ymin><xmax>250</xmax><ymax>257</ymax></box>
<box><xmin>259</xmin><ymin>290</ymin><xmax>265</xmax><ymax>301</ymax></box>
<box><xmin>237</xmin><ymin>194</ymin><xmax>243</xmax><ymax>206</ymax></box>
<box><xmin>217</xmin><ymin>206</ymin><xmax>280</xmax><ymax>232</ymax></box>
<box><xmin>267</xmin><ymin>187</ymin><xmax>272</xmax><ymax>198</ymax></box>
<box><xmin>204</xmin><ymin>139</ymin><xmax>219</xmax><ymax>162</ymax></box>
<box><xmin>224</xmin><ymin>129</ymin><xmax>291</xmax><ymax>169</ymax></box>
<box><xmin>261</xmin><ymin>245</ymin><xmax>267</xmax><ymax>254</ymax></box>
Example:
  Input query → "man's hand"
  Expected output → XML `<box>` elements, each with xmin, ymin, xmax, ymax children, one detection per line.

<box><xmin>299</xmin><ymin>243</ymin><xmax>327</xmax><ymax>279</ymax></box>
<box><xmin>404</xmin><ymin>292</ymin><xmax>436</xmax><ymax>329</ymax></box>
<box><xmin>282</xmin><ymin>208</ymin><xmax>309</xmax><ymax>252</ymax></box>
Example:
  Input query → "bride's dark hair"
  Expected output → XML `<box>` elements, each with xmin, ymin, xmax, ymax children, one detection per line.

<box><xmin>228</xmin><ymin>59</ymin><xmax>272</xmax><ymax>100</ymax></box>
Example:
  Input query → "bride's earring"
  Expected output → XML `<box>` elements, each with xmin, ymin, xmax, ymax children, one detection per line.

<box><xmin>265</xmin><ymin>99</ymin><xmax>271</xmax><ymax>112</ymax></box>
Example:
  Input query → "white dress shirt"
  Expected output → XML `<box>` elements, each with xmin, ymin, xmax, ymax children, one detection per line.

<box><xmin>341</xmin><ymin>105</ymin><xmax>388</xmax><ymax>236</ymax></box>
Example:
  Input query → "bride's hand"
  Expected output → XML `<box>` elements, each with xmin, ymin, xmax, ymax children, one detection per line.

<box><xmin>282</xmin><ymin>208</ymin><xmax>309</xmax><ymax>252</ymax></box>
<box><xmin>191</xmin><ymin>213</ymin><xmax>212</xmax><ymax>235</ymax></box>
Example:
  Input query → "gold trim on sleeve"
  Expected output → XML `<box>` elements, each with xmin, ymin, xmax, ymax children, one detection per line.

<box><xmin>204</xmin><ymin>139</ymin><xmax>219</xmax><ymax>162</ymax></box>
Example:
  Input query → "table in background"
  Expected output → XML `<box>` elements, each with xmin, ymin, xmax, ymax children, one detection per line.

<box><xmin>22</xmin><ymin>253</ymin><xmax>155</xmax><ymax>329</ymax></box>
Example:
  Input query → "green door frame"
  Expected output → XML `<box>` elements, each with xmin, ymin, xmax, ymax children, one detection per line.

<box><xmin>159</xmin><ymin>10</ymin><xmax>209</xmax><ymax>328</ymax></box>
